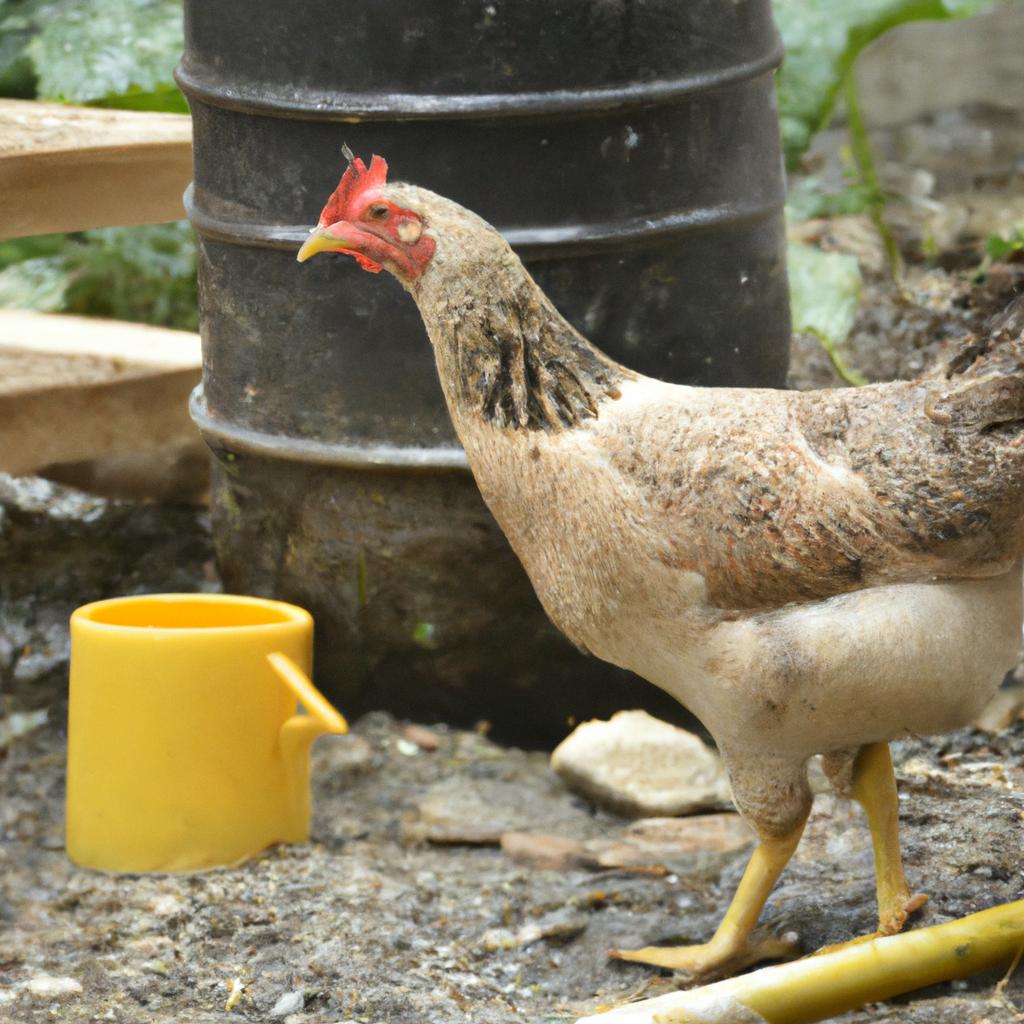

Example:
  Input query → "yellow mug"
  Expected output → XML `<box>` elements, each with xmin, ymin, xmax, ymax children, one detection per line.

<box><xmin>66</xmin><ymin>593</ymin><xmax>347</xmax><ymax>873</ymax></box>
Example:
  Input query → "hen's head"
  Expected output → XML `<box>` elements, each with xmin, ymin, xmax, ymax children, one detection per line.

<box><xmin>297</xmin><ymin>152</ymin><xmax>436</xmax><ymax>280</ymax></box>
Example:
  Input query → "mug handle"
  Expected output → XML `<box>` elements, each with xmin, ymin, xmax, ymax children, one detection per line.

<box><xmin>267</xmin><ymin>652</ymin><xmax>348</xmax><ymax>841</ymax></box>
<box><xmin>267</xmin><ymin>651</ymin><xmax>348</xmax><ymax>735</ymax></box>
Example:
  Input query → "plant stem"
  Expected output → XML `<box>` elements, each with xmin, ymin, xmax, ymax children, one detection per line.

<box><xmin>844</xmin><ymin>69</ymin><xmax>902</xmax><ymax>283</ymax></box>
<box><xmin>812</xmin><ymin>328</ymin><xmax>867</xmax><ymax>387</ymax></box>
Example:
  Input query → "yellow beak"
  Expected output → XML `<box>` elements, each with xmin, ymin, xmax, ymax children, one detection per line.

<box><xmin>296</xmin><ymin>225</ymin><xmax>355</xmax><ymax>262</ymax></box>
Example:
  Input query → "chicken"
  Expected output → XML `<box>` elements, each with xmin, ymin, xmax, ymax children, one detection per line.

<box><xmin>297</xmin><ymin>151</ymin><xmax>1024</xmax><ymax>978</ymax></box>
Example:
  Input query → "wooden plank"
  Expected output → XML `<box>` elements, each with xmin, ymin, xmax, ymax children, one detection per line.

<box><xmin>0</xmin><ymin>309</ymin><xmax>202</xmax><ymax>475</ymax></box>
<box><xmin>0</xmin><ymin>99</ymin><xmax>193</xmax><ymax>240</ymax></box>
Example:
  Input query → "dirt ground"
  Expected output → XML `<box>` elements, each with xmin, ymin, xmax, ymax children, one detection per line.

<box><xmin>2</xmin><ymin>703</ymin><xmax>1024</xmax><ymax>1024</ymax></box>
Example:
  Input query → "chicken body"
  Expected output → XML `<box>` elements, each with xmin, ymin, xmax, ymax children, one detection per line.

<box><xmin>458</xmin><ymin>382</ymin><xmax>1022</xmax><ymax>808</ymax></box>
<box><xmin>299</xmin><ymin>161</ymin><xmax>1024</xmax><ymax>975</ymax></box>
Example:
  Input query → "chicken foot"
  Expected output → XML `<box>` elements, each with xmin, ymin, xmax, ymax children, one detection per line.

<box><xmin>609</xmin><ymin>753</ymin><xmax>814</xmax><ymax>977</ymax></box>
<box><xmin>816</xmin><ymin>742</ymin><xmax>927</xmax><ymax>957</ymax></box>
<box><xmin>609</xmin><ymin>828</ymin><xmax>804</xmax><ymax>976</ymax></box>
<box><xmin>855</xmin><ymin>742</ymin><xmax>928</xmax><ymax>932</ymax></box>
<box><xmin>609</xmin><ymin>743</ymin><xmax>926</xmax><ymax>979</ymax></box>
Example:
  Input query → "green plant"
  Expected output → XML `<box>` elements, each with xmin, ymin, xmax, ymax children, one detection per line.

<box><xmin>775</xmin><ymin>0</ymin><xmax>999</xmax><ymax>381</ymax></box>
<box><xmin>0</xmin><ymin>0</ymin><xmax>186</xmax><ymax>110</ymax></box>
<box><xmin>0</xmin><ymin>223</ymin><xmax>198</xmax><ymax>330</ymax></box>
<box><xmin>787</xmin><ymin>241</ymin><xmax>867</xmax><ymax>385</ymax></box>
<box><xmin>985</xmin><ymin>225</ymin><xmax>1024</xmax><ymax>262</ymax></box>
<box><xmin>774</xmin><ymin>0</ymin><xmax>993</xmax><ymax>171</ymax></box>
<box><xmin>0</xmin><ymin>0</ymin><xmax>194</xmax><ymax>329</ymax></box>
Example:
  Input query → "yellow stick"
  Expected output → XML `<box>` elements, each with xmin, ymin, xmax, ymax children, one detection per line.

<box><xmin>580</xmin><ymin>900</ymin><xmax>1024</xmax><ymax>1024</ymax></box>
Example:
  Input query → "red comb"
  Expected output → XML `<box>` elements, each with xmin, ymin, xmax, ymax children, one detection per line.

<box><xmin>318</xmin><ymin>153</ymin><xmax>388</xmax><ymax>228</ymax></box>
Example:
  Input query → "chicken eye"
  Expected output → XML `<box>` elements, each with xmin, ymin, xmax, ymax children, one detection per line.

<box><xmin>366</xmin><ymin>203</ymin><xmax>390</xmax><ymax>222</ymax></box>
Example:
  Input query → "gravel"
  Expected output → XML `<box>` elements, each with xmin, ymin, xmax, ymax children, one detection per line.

<box><xmin>1</xmin><ymin>705</ymin><xmax>1024</xmax><ymax>1023</ymax></box>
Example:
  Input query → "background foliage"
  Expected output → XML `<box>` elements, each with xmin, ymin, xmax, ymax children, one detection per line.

<box><xmin>0</xmin><ymin>0</ymin><xmax>194</xmax><ymax>330</ymax></box>
<box><xmin>773</xmin><ymin>0</ymin><xmax>992</xmax><ymax>170</ymax></box>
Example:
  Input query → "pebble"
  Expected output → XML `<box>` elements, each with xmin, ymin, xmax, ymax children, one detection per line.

<box><xmin>550</xmin><ymin>710</ymin><xmax>732</xmax><ymax>817</ymax></box>
<box><xmin>402</xmin><ymin>724</ymin><xmax>440</xmax><ymax>750</ymax></box>
<box><xmin>270</xmin><ymin>990</ymin><xmax>304</xmax><ymax>1018</ymax></box>
<box><xmin>501</xmin><ymin>815</ymin><xmax>753</xmax><ymax>874</ymax></box>
<box><xmin>585</xmin><ymin>813</ymin><xmax>753</xmax><ymax>871</ymax></box>
<box><xmin>150</xmin><ymin>894</ymin><xmax>184</xmax><ymax>917</ymax></box>
<box><xmin>25</xmin><ymin>976</ymin><xmax>82</xmax><ymax>998</ymax></box>
<box><xmin>621</xmin><ymin>815</ymin><xmax>753</xmax><ymax>852</ymax></box>
<box><xmin>500</xmin><ymin>832</ymin><xmax>586</xmax><ymax>869</ymax></box>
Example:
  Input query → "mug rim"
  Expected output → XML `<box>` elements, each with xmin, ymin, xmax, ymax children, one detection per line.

<box><xmin>71</xmin><ymin>593</ymin><xmax>312</xmax><ymax>632</ymax></box>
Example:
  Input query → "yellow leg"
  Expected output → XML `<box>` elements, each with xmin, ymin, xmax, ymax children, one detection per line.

<box><xmin>815</xmin><ymin>742</ymin><xmax>928</xmax><ymax>959</ymax></box>
<box><xmin>609</xmin><ymin>827</ymin><xmax>803</xmax><ymax>977</ymax></box>
<box><xmin>852</xmin><ymin>742</ymin><xmax>927</xmax><ymax>935</ymax></box>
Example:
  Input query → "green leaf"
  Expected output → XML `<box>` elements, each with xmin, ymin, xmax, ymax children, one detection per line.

<box><xmin>0</xmin><ymin>0</ymin><xmax>46</xmax><ymax>97</ymax></box>
<box><xmin>0</xmin><ymin>222</ymin><xmax>198</xmax><ymax>331</ymax></box>
<box><xmin>788</xmin><ymin>240</ymin><xmax>866</xmax><ymax>384</ymax></box>
<box><xmin>984</xmin><ymin>229</ymin><xmax>1024</xmax><ymax>260</ymax></box>
<box><xmin>0</xmin><ymin>232</ymin><xmax>68</xmax><ymax>270</ymax></box>
<box><xmin>0</xmin><ymin>255</ymin><xmax>70</xmax><ymax>310</ymax></box>
<box><xmin>773</xmin><ymin>0</ymin><xmax>993</xmax><ymax>169</ymax></box>
<box><xmin>785</xmin><ymin>178</ymin><xmax>875</xmax><ymax>222</ymax></box>
<box><xmin>62</xmin><ymin>221</ymin><xmax>198</xmax><ymax>330</ymax></box>
<box><xmin>89</xmin><ymin>81</ymin><xmax>188</xmax><ymax>113</ymax></box>
<box><xmin>25</xmin><ymin>0</ymin><xmax>184</xmax><ymax>105</ymax></box>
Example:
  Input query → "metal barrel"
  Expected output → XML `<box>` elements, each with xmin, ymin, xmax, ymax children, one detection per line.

<box><xmin>178</xmin><ymin>0</ymin><xmax>790</xmax><ymax>747</ymax></box>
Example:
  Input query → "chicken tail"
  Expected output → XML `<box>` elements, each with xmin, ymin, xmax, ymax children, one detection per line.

<box><xmin>926</xmin><ymin>290</ymin><xmax>1024</xmax><ymax>433</ymax></box>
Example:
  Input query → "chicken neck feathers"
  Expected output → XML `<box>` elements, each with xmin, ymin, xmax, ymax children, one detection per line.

<box><xmin>399</xmin><ymin>183</ymin><xmax>1024</xmax><ymax>615</ymax></box>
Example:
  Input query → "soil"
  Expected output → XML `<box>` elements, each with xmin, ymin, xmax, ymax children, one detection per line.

<box><xmin>2</xmin><ymin>706</ymin><xmax>1024</xmax><ymax>1024</ymax></box>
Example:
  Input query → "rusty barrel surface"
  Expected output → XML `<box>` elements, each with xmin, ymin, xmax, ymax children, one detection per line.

<box><xmin>178</xmin><ymin>0</ymin><xmax>790</xmax><ymax>746</ymax></box>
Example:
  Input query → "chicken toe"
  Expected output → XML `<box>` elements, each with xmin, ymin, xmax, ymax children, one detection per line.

<box><xmin>609</xmin><ymin>827</ymin><xmax>805</xmax><ymax>978</ymax></box>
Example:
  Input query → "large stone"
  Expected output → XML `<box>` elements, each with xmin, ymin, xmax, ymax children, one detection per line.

<box><xmin>551</xmin><ymin>710</ymin><xmax>733</xmax><ymax>818</ymax></box>
<box><xmin>0</xmin><ymin>474</ymin><xmax>214</xmax><ymax>709</ymax></box>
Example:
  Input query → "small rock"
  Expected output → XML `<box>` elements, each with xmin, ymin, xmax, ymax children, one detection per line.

<box><xmin>0</xmin><ymin>709</ymin><xmax>48</xmax><ymax>752</ymax></box>
<box><xmin>500</xmin><ymin>832</ymin><xmax>586</xmax><ymax>869</ymax></box>
<box><xmin>551</xmin><ymin>710</ymin><xmax>732</xmax><ymax>818</ymax></box>
<box><xmin>402</xmin><ymin>724</ymin><xmax>440</xmax><ymax>750</ymax></box>
<box><xmin>150</xmin><ymin>895</ymin><xmax>184</xmax><ymax>917</ymax></box>
<box><xmin>620</xmin><ymin>815</ymin><xmax>753</xmax><ymax>852</ymax></box>
<box><xmin>269</xmin><ymin>990</ymin><xmax>304</xmax><ymax>1018</ymax></box>
<box><xmin>513</xmin><ymin>911</ymin><xmax>588</xmax><ymax>947</ymax></box>
<box><xmin>581</xmin><ymin>814</ymin><xmax>753</xmax><ymax>872</ymax></box>
<box><xmin>500</xmin><ymin>816</ymin><xmax>753</xmax><ymax>874</ymax></box>
<box><xmin>25</xmin><ymin>976</ymin><xmax>82</xmax><ymax>998</ymax></box>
